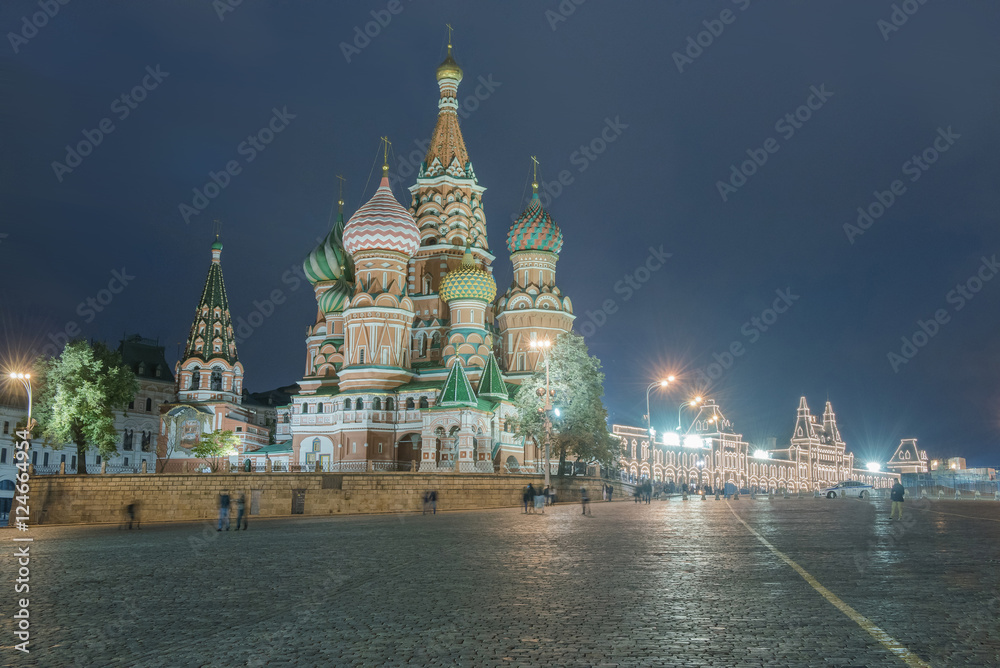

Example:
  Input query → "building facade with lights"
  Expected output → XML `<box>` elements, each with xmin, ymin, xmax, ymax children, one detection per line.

<box><xmin>615</xmin><ymin>397</ymin><xmax>899</xmax><ymax>492</ymax></box>
<box><xmin>160</xmin><ymin>43</ymin><xmax>575</xmax><ymax>473</ymax></box>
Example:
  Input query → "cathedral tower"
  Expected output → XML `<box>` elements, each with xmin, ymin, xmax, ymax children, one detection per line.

<box><xmin>495</xmin><ymin>179</ymin><xmax>575</xmax><ymax>377</ymax></box>
<box><xmin>407</xmin><ymin>38</ymin><xmax>495</xmax><ymax>370</ymax></box>
<box><xmin>175</xmin><ymin>237</ymin><xmax>245</xmax><ymax>402</ymax></box>
<box><xmin>338</xmin><ymin>159</ymin><xmax>420</xmax><ymax>390</ymax></box>
<box><xmin>301</xmin><ymin>194</ymin><xmax>354</xmax><ymax>394</ymax></box>
<box><xmin>439</xmin><ymin>244</ymin><xmax>496</xmax><ymax>370</ymax></box>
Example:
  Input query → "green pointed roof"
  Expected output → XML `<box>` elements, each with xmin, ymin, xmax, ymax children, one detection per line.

<box><xmin>183</xmin><ymin>238</ymin><xmax>238</xmax><ymax>364</ymax></box>
<box><xmin>476</xmin><ymin>352</ymin><xmax>508</xmax><ymax>401</ymax></box>
<box><xmin>438</xmin><ymin>360</ymin><xmax>477</xmax><ymax>407</ymax></box>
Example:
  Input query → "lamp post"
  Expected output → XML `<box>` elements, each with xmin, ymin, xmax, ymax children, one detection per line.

<box><xmin>645</xmin><ymin>377</ymin><xmax>675</xmax><ymax>436</ymax></box>
<box><xmin>677</xmin><ymin>396</ymin><xmax>703</xmax><ymax>432</ymax></box>
<box><xmin>530</xmin><ymin>340</ymin><xmax>554</xmax><ymax>488</ymax></box>
<box><xmin>8</xmin><ymin>372</ymin><xmax>34</xmax><ymax>432</ymax></box>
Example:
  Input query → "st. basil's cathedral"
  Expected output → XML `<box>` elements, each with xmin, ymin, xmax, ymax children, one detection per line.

<box><xmin>160</xmin><ymin>42</ymin><xmax>574</xmax><ymax>473</ymax></box>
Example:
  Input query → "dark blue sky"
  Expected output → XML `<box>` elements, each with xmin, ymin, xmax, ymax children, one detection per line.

<box><xmin>3</xmin><ymin>1</ymin><xmax>999</xmax><ymax>466</ymax></box>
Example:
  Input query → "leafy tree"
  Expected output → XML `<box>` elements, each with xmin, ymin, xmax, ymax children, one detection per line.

<box><xmin>33</xmin><ymin>340</ymin><xmax>138</xmax><ymax>474</ymax></box>
<box><xmin>511</xmin><ymin>332</ymin><xmax>621</xmax><ymax>475</ymax></box>
<box><xmin>190</xmin><ymin>429</ymin><xmax>240</xmax><ymax>472</ymax></box>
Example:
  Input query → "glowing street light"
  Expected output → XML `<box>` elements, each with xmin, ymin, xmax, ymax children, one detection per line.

<box><xmin>866</xmin><ymin>462</ymin><xmax>882</xmax><ymax>472</ymax></box>
<box><xmin>7</xmin><ymin>372</ymin><xmax>34</xmax><ymax>432</ymax></box>
<box><xmin>683</xmin><ymin>435</ymin><xmax>703</xmax><ymax>449</ymax></box>
<box><xmin>664</xmin><ymin>431</ymin><xmax>681</xmax><ymax>447</ymax></box>
<box><xmin>753</xmin><ymin>449</ymin><xmax>771</xmax><ymax>460</ymax></box>
<box><xmin>677</xmin><ymin>396</ymin><xmax>704</xmax><ymax>431</ymax></box>
<box><xmin>645</xmin><ymin>377</ymin><xmax>675</xmax><ymax>436</ymax></box>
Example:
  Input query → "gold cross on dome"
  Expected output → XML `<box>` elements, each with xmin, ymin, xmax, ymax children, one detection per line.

<box><xmin>446</xmin><ymin>24</ymin><xmax>453</xmax><ymax>48</ymax></box>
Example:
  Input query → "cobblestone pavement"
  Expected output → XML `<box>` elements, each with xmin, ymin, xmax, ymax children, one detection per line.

<box><xmin>2</xmin><ymin>496</ymin><xmax>998</xmax><ymax>667</ymax></box>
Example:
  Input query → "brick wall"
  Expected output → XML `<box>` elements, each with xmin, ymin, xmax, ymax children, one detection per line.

<box><xmin>26</xmin><ymin>474</ymin><xmax>630</xmax><ymax>525</ymax></box>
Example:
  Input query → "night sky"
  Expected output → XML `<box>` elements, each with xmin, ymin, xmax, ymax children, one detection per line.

<box><xmin>3</xmin><ymin>1</ymin><xmax>999</xmax><ymax>466</ymax></box>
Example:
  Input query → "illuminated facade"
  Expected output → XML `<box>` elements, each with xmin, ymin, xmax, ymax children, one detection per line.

<box><xmin>282</xmin><ymin>42</ymin><xmax>574</xmax><ymax>473</ymax></box>
<box><xmin>615</xmin><ymin>397</ymin><xmax>899</xmax><ymax>491</ymax></box>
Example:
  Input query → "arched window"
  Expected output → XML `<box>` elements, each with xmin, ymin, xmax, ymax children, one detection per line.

<box><xmin>344</xmin><ymin>399</ymin><xmax>351</xmax><ymax>410</ymax></box>
<box><xmin>145</xmin><ymin>398</ymin><xmax>152</xmax><ymax>412</ymax></box>
<box><xmin>317</xmin><ymin>403</ymin><xmax>324</xmax><ymax>414</ymax></box>
<box><xmin>141</xmin><ymin>431</ymin><xmax>151</xmax><ymax>452</ymax></box>
<box><xmin>385</xmin><ymin>398</ymin><xmax>394</xmax><ymax>411</ymax></box>
<box><xmin>210</xmin><ymin>368</ymin><xmax>223</xmax><ymax>391</ymax></box>
<box><xmin>406</xmin><ymin>398</ymin><xmax>415</xmax><ymax>409</ymax></box>
<box><xmin>190</xmin><ymin>371</ymin><xmax>200</xmax><ymax>390</ymax></box>
<box><xmin>373</xmin><ymin>397</ymin><xmax>382</xmax><ymax>410</ymax></box>
<box><xmin>123</xmin><ymin>430</ymin><xmax>134</xmax><ymax>451</ymax></box>
<box><xmin>355</xmin><ymin>398</ymin><xmax>364</xmax><ymax>410</ymax></box>
<box><xmin>419</xmin><ymin>397</ymin><xmax>429</xmax><ymax>409</ymax></box>
<box><xmin>422</xmin><ymin>274</ymin><xmax>432</xmax><ymax>293</ymax></box>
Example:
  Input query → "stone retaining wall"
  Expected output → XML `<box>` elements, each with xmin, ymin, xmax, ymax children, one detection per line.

<box><xmin>26</xmin><ymin>473</ymin><xmax>629</xmax><ymax>525</ymax></box>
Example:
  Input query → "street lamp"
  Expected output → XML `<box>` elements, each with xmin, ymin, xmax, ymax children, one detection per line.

<box><xmin>677</xmin><ymin>396</ymin><xmax>703</xmax><ymax>432</ymax></box>
<box><xmin>645</xmin><ymin>377</ymin><xmax>674</xmax><ymax>436</ymax></box>
<box><xmin>529</xmin><ymin>339</ymin><xmax>554</xmax><ymax>488</ymax></box>
<box><xmin>7</xmin><ymin>372</ymin><xmax>34</xmax><ymax>433</ymax></box>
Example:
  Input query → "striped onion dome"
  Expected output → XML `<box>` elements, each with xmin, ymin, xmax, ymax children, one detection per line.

<box><xmin>343</xmin><ymin>176</ymin><xmax>420</xmax><ymax>257</ymax></box>
<box><xmin>304</xmin><ymin>213</ymin><xmax>351</xmax><ymax>285</ymax></box>
<box><xmin>506</xmin><ymin>192</ymin><xmax>563</xmax><ymax>254</ymax></box>
<box><xmin>317</xmin><ymin>277</ymin><xmax>352</xmax><ymax>314</ymax></box>
<box><xmin>440</xmin><ymin>246</ymin><xmax>497</xmax><ymax>303</ymax></box>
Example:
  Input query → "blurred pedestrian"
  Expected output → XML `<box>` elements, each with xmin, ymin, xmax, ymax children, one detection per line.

<box><xmin>235</xmin><ymin>493</ymin><xmax>248</xmax><ymax>530</ymax></box>
<box><xmin>581</xmin><ymin>487</ymin><xmax>591</xmax><ymax>515</ymax></box>
<box><xmin>121</xmin><ymin>501</ymin><xmax>139</xmax><ymax>530</ymax></box>
<box><xmin>534</xmin><ymin>486</ymin><xmax>546</xmax><ymax>514</ymax></box>
<box><xmin>890</xmin><ymin>480</ymin><xmax>905</xmax><ymax>520</ymax></box>
<box><xmin>217</xmin><ymin>491</ymin><xmax>231</xmax><ymax>531</ymax></box>
<box><xmin>423</xmin><ymin>491</ymin><xmax>431</xmax><ymax>515</ymax></box>
<box><xmin>524</xmin><ymin>484</ymin><xmax>535</xmax><ymax>513</ymax></box>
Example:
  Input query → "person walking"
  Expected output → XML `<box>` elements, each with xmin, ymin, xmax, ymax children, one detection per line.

<box><xmin>423</xmin><ymin>491</ymin><xmax>431</xmax><ymax>515</ymax></box>
<box><xmin>890</xmin><ymin>480</ymin><xmax>905</xmax><ymax>520</ymax></box>
<box><xmin>122</xmin><ymin>501</ymin><xmax>139</xmax><ymax>530</ymax></box>
<box><xmin>235</xmin><ymin>493</ymin><xmax>248</xmax><ymax>531</ymax></box>
<box><xmin>581</xmin><ymin>487</ymin><xmax>591</xmax><ymax>515</ymax></box>
<box><xmin>524</xmin><ymin>484</ymin><xmax>535</xmax><ymax>513</ymax></box>
<box><xmin>534</xmin><ymin>486</ymin><xmax>546</xmax><ymax>514</ymax></box>
<box><xmin>217</xmin><ymin>492</ymin><xmax>231</xmax><ymax>531</ymax></box>
<box><xmin>429</xmin><ymin>489</ymin><xmax>438</xmax><ymax>514</ymax></box>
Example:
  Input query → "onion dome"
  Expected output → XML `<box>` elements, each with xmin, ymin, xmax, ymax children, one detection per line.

<box><xmin>343</xmin><ymin>175</ymin><xmax>420</xmax><ymax>257</ymax></box>
<box><xmin>304</xmin><ymin>208</ymin><xmax>352</xmax><ymax>285</ymax></box>
<box><xmin>211</xmin><ymin>237</ymin><xmax>223</xmax><ymax>251</ymax></box>
<box><xmin>440</xmin><ymin>246</ymin><xmax>497</xmax><ymax>303</ymax></box>
<box><xmin>506</xmin><ymin>190</ymin><xmax>563</xmax><ymax>254</ymax></box>
<box><xmin>317</xmin><ymin>276</ymin><xmax>352</xmax><ymax>314</ymax></box>
<box><xmin>436</xmin><ymin>44</ymin><xmax>463</xmax><ymax>82</ymax></box>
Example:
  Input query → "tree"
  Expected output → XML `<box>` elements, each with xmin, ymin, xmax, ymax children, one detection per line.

<box><xmin>190</xmin><ymin>429</ymin><xmax>240</xmax><ymax>472</ymax></box>
<box><xmin>33</xmin><ymin>340</ymin><xmax>138</xmax><ymax>474</ymax></box>
<box><xmin>511</xmin><ymin>332</ymin><xmax>621</xmax><ymax>475</ymax></box>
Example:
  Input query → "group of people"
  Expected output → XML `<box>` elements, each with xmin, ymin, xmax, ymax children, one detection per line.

<box><xmin>522</xmin><ymin>483</ymin><xmax>559</xmax><ymax>513</ymax></box>
<box><xmin>422</xmin><ymin>490</ymin><xmax>438</xmax><ymax>515</ymax></box>
<box><xmin>217</xmin><ymin>492</ymin><xmax>248</xmax><ymax>531</ymax></box>
<box><xmin>601</xmin><ymin>484</ymin><xmax>615</xmax><ymax>501</ymax></box>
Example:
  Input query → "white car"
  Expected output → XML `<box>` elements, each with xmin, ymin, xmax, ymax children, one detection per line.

<box><xmin>820</xmin><ymin>481</ymin><xmax>873</xmax><ymax>499</ymax></box>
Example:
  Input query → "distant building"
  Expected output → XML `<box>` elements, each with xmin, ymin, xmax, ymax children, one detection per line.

<box><xmin>886</xmin><ymin>438</ymin><xmax>928</xmax><ymax>474</ymax></box>
<box><xmin>615</xmin><ymin>397</ymin><xmax>898</xmax><ymax>492</ymax></box>
<box><xmin>929</xmin><ymin>457</ymin><xmax>966</xmax><ymax>472</ymax></box>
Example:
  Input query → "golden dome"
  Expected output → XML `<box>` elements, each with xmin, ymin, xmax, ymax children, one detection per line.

<box><xmin>436</xmin><ymin>49</ymin><xmax>463</xmax><ymax>82</ymax></box>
